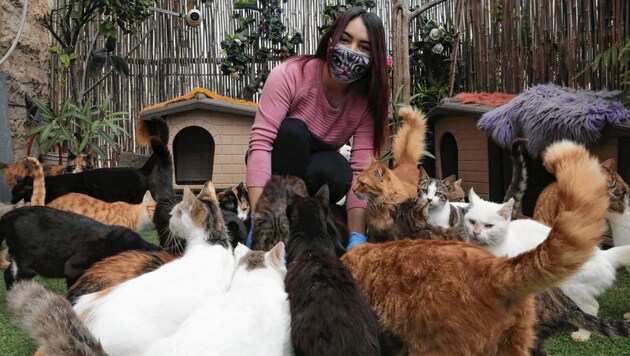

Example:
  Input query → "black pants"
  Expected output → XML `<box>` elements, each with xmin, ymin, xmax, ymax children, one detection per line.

<box><xmin>250</xmin><ymin>118</ymin><xmax>352</xmax><ymax>204</ymax></box>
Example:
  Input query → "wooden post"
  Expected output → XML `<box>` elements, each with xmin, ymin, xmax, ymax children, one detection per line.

<box><xmin>0</xmin><ymin>74</ymin><xmax>14</xmax><ymax>202</ymax></box>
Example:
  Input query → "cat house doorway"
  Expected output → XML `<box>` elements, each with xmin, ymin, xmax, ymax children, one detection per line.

<box><xmin>173</xmin><ymin>126</ymin><xmax>215</xmax><ymax>185</ymax></box>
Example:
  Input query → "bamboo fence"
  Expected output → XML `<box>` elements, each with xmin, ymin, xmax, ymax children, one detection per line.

<box><xmin>47</xmin><ymin>0</ymin><xmax>629</xmax><ymax>164</ymax></box>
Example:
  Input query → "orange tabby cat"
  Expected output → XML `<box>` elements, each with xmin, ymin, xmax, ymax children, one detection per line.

<box><xmin>0</xmin><ymin>152</ymin><xmax>93</xmax><ymax>188</ymax></box>
<box><xmin>353</xmin><ymin>106</ymin><xmax>426</xmax><ymax>241</ymax></box>
<box><xmin>342</xmin><ymin>140</ymin><xmax>608</xmax><ymax>355</ymax></box>
<box><xmin>28</xmin><ymin>158</ymin><xmax>157</xmax><ymax>231</ymax></box>
<box><xmin>534</xmin><ymin>157</ymin><xmax>629</xmax><ymax>227</ymax></box>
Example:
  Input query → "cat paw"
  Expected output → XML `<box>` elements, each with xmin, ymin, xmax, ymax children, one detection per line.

<box><xmin>624</xmin><ymin>312</ymin><xmax>630</xmax><ymax>320</ymax></box>
<box><xmin>0</xmin><ymin>261</ymin><xmax>9</xmax><ymax>270</ymax></box>
<box><xmin>571</xmin><ymin>330</ymin><xmax>592</xmax><ymax>342</ymax></box>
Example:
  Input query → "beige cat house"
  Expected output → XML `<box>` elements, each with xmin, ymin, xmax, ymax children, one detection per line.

<box><xmin>138</xmin><ymin>88</ymin><xmax>257</xmax><ymax>191</ymax></box>
<box><xmin>426</xmin><ymin>97</ymin><xmax>630</xmax><ymax>216</ymax></box>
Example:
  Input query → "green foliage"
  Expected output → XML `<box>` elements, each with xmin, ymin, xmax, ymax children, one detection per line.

<box><xmin>411</xmin><ymin>81</ymin><xmax>450</xmax><ymax>114</ymax></box>
<box><xmin>27</xmin><ymin>96</ymin><xmax>128</xmax><ymax>157</ymax></box>
<box><xmin>318</xmin><ymin>0</ymin><xmax>375</xmax><ymax>36</ymax></box>
<box><xmin>220</xmin><ymin>0</ymin><xmax>303</xmax><ymax>99</ymax></box>
<box><xmin>593</xmin><ymin>37</ymin><xmax>630</xmax><ymax>84</ymax></box>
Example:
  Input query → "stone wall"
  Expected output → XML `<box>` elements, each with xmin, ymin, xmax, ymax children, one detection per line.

<box><xmin>0</xmin><ymin>0</ymin><xmax>52</xmax><ymax>161</ymax></box>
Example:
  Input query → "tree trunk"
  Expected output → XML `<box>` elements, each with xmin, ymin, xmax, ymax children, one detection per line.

<box><xmin>392</xmin><ymin>0</ymin><xmax>411</xmax><ymax>103</ymax></box>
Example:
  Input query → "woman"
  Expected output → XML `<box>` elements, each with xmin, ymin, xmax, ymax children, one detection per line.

<box><xmin>246</xmin><ymin>7</ymin><xmax>389</xmax><ymax>248</ymax></box>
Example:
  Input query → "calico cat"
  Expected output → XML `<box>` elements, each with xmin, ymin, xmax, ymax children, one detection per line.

<box><xmin>0</xmin><ymin>200</ymin><xmax>28</xmax><ymax>270</ymax></box>
<box><xmin>0</xmin><ymin>151</ymin><xmax>93</xmax><ymax>188</ymax></box>
<box><xmin>251</xmin><ymin>175</ymin><xmax>308</xmax><ymax>251</ymax></box>
<box><xmin>0</xmin><ymin>204</ymin><xmax>161</xmax><ymax>289</ymax></box>
<box><xmin>390</xmin><ymin>197</ymin><xmax>467</xmax><ymax>241</ymax></box>
<box><xmin>217</xmin><ymin>182</ymin><xmax>250</xmax><ymax>221</ymax></box>
<box><xmin>72</xmin><ymin>182</ymin><xmax>234</xmax><ymax>355</ymax></box>
<box><xmin>7</xmin><ymin>280</ymin><xmax>107</xmax><ymax>356</ymax></box>
<box><xmin>145</xmin><ymin>243</ymin><xmax>291</xmax><ymax>355</ymax></box>
<box><xmin>354</xmin><ymin>106</ymin><xmax>426</xmax><ymax>241</ymax></box>
<box><xmin>341</xmin><ymin>140</ymin><xmax>608</xmax><ymax>355</ymax></box>
<box><xmin>533</xmin><ymin>287</ymin><xmax>630</xmax><ymax>355</ymax></box>
<box><xmin>285</xmin><ymin>185</ymin><xmax>381</xmax><ymax>356</ymax></box>
<box><xmin>464</xmin><ymin>188</ymin><xmax>630</xmax><ymax>342</ymax></box>
<box><xmin>11</xmin><ymin>135</ymin><xmax>174</xmax><ymax>205</ymax></box>
<box><xmin>417</xmin><ymin>168</ymin><xmax>467</xmax><ymax>228</ymax></box>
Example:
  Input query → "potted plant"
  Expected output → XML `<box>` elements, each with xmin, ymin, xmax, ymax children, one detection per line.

<box><xmin>27</xmin><ymin>96</ymin><xmax>128</xmax><ymax>162</ymax></box>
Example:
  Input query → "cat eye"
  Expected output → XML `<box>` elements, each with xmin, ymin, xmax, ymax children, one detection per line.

<box><xmin>468</xmin><ymin>219</ymin><xmax>476</xmax><ymax>225</ymax></box>
<box><xmin>484</xmin><ymin>224</ymin><xmax>493</xmax><ymax>228</ymax></box>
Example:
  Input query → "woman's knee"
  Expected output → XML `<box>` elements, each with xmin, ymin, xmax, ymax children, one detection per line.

<box><xmin>305</xmin><ymin>151</ymin><xmax>352</xmax><ymax>202</ymax></box>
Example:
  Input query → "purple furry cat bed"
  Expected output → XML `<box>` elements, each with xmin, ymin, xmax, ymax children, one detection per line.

<box><xmin>477</xmin><ymin>84</ymin><xmax>630</xmax><ymax>156</ymax></box>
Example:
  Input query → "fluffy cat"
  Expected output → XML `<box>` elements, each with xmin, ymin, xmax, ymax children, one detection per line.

<box><xmin>7</xmin><ymin>280</ymin><xmax>106</xmax><ymax>356</ymax></box>
<box><xmin>66</xmin><ymin>250</ymin><xmax>179</xmax><ymax>303</ymax></box>
<box><xmin>0</xmin><ymin>204</ymin><xmax>161</xmax><ymax>289</ymax></box>
<box><xmin>0</xmin><ymin>151</ymin><xmax>93</xmax><ymax>188</ymax></box>
<box><xmin>464</xmin><ymin>188</ymin><xmax>630</xmax><ymax>342</ymax></box>
<box><xmin>354</xmin><ymin>106</ymin><xmax>426</xmax><ymax>241</ymax></box>
<box><xmin>11</xmin><ymin>135</ymin><xmax>173</xmax><ymax>205</ymax></box>
<box><xmin>390</xmin><ymin>197</ymin><xmax>467</xmax><ymax>241</ymax></box>
<box><xmin>341</xmin><ymin>140</ymin><xmax>608</xmax><ymax>355</ymax></box>
<box><xmin>0</xmin><ymin>200</ymin><xmax>28</xmax><ymax>270</ymax></box>
<box><xmin>145</xmin><ymin>242</ymin><xmax>292</xmax><ymax>356</ymax></box>
<box><xmin>252</xmin><ymin>175</ymin><xmax>308</xmax><ymax>251</ymax></box>
<box><xmin>72</xmin><ymin>182</ymin><xmax>234</xmax><ymax>355</ymax></box>
<box><xmin>217</xmin><ymin>182</ymin><xmax>250</xmax><ymax>221</ymax></box>
<box><xmin>417</xmin><ymin>168</ymin><xmax>467</xmax><ymax>228</ymax></box>
<box><xmin>285</xmin><ymin>185</ymin><xmax>381</xmax><ymax>356</ymax></box>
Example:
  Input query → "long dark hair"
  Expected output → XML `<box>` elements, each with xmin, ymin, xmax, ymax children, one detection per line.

<box><xmin>294</xmin><ymin>7</ymin><xmax>389</xmax><ymax>153</ymax></box>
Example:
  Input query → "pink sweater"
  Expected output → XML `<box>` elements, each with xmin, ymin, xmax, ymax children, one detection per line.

<box><xmin>247</xmin><ymin>58</ymin><xmax>375</xmax><ymax>210</ymax></box>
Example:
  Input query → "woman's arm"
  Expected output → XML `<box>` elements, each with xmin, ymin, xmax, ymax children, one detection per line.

<box><xmin>248</xmin><ymin>186</ymin><xmax>263</xmax><ymax>212</ymax></box>
<box><xmin>347</xmin><ymin>207</ymin><xmax>367</xmax><ymax>235</ymax></box>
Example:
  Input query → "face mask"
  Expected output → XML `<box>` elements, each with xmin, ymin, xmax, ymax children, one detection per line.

<box><xmin>328</xmin><ymin>44</ymin><xmax>371</xmax><ymax>84</ymax></box>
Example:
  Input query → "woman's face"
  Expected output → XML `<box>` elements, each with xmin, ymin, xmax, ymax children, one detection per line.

<box><xmin>328</xmin><ymin>17</ymin><xmax>372</xmax><ymax>84</ymax></box>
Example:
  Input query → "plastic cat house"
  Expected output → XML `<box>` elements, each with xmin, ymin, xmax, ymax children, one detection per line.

<box><xmin>138</xmin><ymin>88</ymin><xmax>257</xmax><ymax>191</ymax></box>
<box><xmin>426</xmin><ymin>85</ymin><xmax>630</xmax><ymax>216</ymax></box>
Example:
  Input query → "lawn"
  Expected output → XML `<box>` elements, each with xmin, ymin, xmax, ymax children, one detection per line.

<box><xmin>0</xmin><ymin>230</ymin><xmax>628</xmax><ymax>355</ymax></box>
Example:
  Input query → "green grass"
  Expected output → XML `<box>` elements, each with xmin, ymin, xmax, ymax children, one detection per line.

<box><xmin>1</xmin><ymin>232</ymin><xmax>629</xmax><ymax>355</ymax></box>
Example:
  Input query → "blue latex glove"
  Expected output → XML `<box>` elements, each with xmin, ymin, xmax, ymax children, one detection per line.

<box><xmin>246</xmin><ymin>212</ymin><xmax>254</xmax><ymax>248</ymax></box>
<box><xmin>346</xmin><ymin>232</ymin><xmax>367</xmax><ymax>250</ymax></box>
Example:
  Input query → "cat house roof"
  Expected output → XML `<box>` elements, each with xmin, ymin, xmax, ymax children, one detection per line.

<box><xmin>426</xmin><ymin>97</ymin><xmax>496</xmax><ymax>125</ymax></box>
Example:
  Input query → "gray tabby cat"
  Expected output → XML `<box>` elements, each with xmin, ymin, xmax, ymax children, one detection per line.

<box><xmin>417</xmin><ymin>168</ymin><xmax>467</xmax><ymax>228</ymax></box>
<box><xmin>503</xmin><ymin>138</ymin><xmax>529</xmax><ymax>219</ymax></box>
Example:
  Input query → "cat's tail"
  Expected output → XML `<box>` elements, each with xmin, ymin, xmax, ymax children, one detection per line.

<box><xmin>503</xmin><ymin>138</ymin><xmax>528</xmax><ymax>219</ymax></box>
<box><xmin>26</xmin><ymin>157</ymin><xmax>45</xmax><ymax>206</ymax></box>
<box><xmin>7</xmin><ymin>280</ymin><xmax>106</xmax><ymax>356</ymax></box>
<box><xmin>560</xmin><ymin>288</ymin><xmax>630</xmax><ymax>338</ymax></box>
<box><xmin>601</xmin><ymin>245</ymin><xmax>630</xmax><ymax>269</ymax></box>
<box><xmin>392</xmin><ymin>106</ymin><xmax>426</xmax><ymax>169</ymax></box>
<box><xmin>497</xmin><ymin>140</ymin><xmax>607</xmax><ymax>298</ymax></box>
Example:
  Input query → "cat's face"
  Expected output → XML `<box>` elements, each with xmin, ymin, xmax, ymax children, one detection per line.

<box><xmin>233</xmin><ymin>242</ymin><xmax>287</xmax><ymax>278</ymax></box>
<box><xmin>601</xmin><ymin>159</ymin><xmax>630</xmax><ymax>214</ymax></box>
<box><xmin>353</xmin><ymin>157</ymin><xmax>394</xmax><ymax>208</ymax></box>
<box><xmin>418</xmin><ymin>178</ymin><xmax>447</xmax><ymax>209</ymax></box>
<box><xmin>169</xmin><ymin>182</ymin><xmax>225</xmax><ymax>243</ymax></box>
<box><xmin>64</xmin><ymin>152</ymin><xmax>95</xmax><ymax>173</ymax></box>
<box><xmin>11</xmin><ymin>176</ymin><xmax>33</xmax><ymax>204</ymax></box>
<box><xmin>463</xmin><ymin>189</ymin><xmax>512</xmax><ymax>246</ymax></box>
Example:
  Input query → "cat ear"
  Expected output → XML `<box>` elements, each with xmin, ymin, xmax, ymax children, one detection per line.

<box><xmin>601</xmin><ymin>158</ymin><xmax>616</xmax><ymax>170</ymax></box>
<box><xmin>314</xmin><ymin>185</ymin><xmax>330</xmax><ymax>207</ymax></box>
<box><xmin>376</xmin><ymin>163</ymin><xmax>388</xmax><ymax>179</ymax></box>
<box><xmin>234</xmin><ymin>243</ymin><xmax>250</xmax><ymax>263</ymax></box>
<box><xmin>67</xmin><ymin>150</ymin><xmax>77</xmax><ymax>160</ymax></box>
<box><xmin>418</xmin><ymin>166</ymin><xmax>429</xmax><ymax>178</ymax></box>
<box><xmin>454</xmin><ymin>179</ymin><xmax>462</xmax><ymax>188</ymax></box>
<box><xmin>498</xmin><ymin>199</ymin><xmax>514</xmax><ymax>220</ymax></box>
<box><xmin>468</xmin><ymin>188</ymin><xmax>480</xmax><ymax>205</ymax></box>
<box><xmin>142</xmin><ymin>190</ymin><xmax>155</xmax><ymax>203</ymax></box>
<box><xmin>198</xmin><ymin>181</ymin><xmax>217</xmax><ymax>202</ymax></box>
<box><xmin>266</xmin><ymin>242</ymin><xmax>286</xmax><ymax>271</ymax></box>
<box><xmin>182</xmin><ymin>186</ymin><xmax>195</xmax><ymax>204</ymax></box>
<box><xmin>443</xmin><ymin>175</ymin><xmax>457</xmax><ymax>185</ymax></box>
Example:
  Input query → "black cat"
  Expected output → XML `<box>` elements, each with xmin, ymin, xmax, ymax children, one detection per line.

<box><xmin>0</xmin><ymin>206</ymin><xmax>162</xmax><ymax>289</ymax></box>
<box><xmin>11</xmin><ymin>135</ymin><xmax>173</xmax><ymax>205</ymax></box>
<box><xmin>284</xmin><ymin>185</ymin><xmax>381</xmax><ymax>356</ymax></box>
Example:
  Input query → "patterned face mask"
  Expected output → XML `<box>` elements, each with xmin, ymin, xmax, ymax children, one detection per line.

<box><xmin>328</xmin><ymin>44</ymin><xmax>371</xmax><ymax>84</ymax></box>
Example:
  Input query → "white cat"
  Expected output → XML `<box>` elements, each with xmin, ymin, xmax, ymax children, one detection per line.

<box><xmin>607</xmin><ymin>194</ymin><xmax>630</xmax><ymax>248</ymax></box>
<box><xmin>464</xmin><ymin>188</ymin><xmax>630</xmax><ymax>341</ymax></box>
<box><xmin>145</xmin><ymin>242</ymin><xmax>292</xmax><ymax>356</ymax></box>
<box><xmin>418</xmin><ymin>176</ymin><xmax>467</xmax><ymax>228</ymax></box>
<box><xmin>73</xmin><ymin>184</ymin><xmax>235</xmax><ymax>355</ymax></box>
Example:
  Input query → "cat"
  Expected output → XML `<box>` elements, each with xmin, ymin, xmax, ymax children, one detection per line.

<box><xmin>251</xmin><ymin>175</ymin><xmax>309</xmax><ymax>251</ymax></box>
<box><xmin>502</xmin><ymin>138</ymin><xmax>529</xmax><ymax>219</ymax></box>
<box><xmin>27</xmin><ymin>156</ymin><xmax>157</xmax><ymax>231</ymax></box>
<box><xmin>7</xmin><ymin>280</ymin><xmax>107</xmax><ymax>356</ymax></box>
<box><xmin>0</xmin><ymin>151</ymin><xmax>93</xmax><ymax>188</ymax></box>
<box><xmin>0</xmin><ymin>204</ymin><xmax>162</xmax><ymax>289</ymax></box>
<box><xmin>72</xmin><ymin>182</ymin><xmax>234</xmax><ymax>355</ymax></box>
<box><xmin>532</xmin><ymin>287</ymin><xmax>630</xmax><ymax>355</ymax></box>
<box><xmin>390</xmin><ymin>197</ymin><xmax>468</xmax><ymax>241</ymax></box>
<box><xmin>353</xmin><ymin>106</ymin><xmax>426</xmax><ymax>241</ymax></box>
<box><xmin>341</xmin><ymin>140</ymin><xmax>608</xmax><ymax>355</ymax></box>
<box><xmin>217</xmin><ymin>182</ymin><xmax>250</xmax><ymax>222</ymax></box>
<box><xmin>144</xmin><ymin>242</ymin><xmax>291</xmax><ymax>355</ymax></box>
<box><xmin>464</xmin><ymin>188</ymin><xmax>630</xmax><ymax>342</ymax></box>
<box><xmin>0</xmin><ymin>200</ymin><xmax>28</xmax><ymax>270</ymax></box>
<box><xmin>417</xmin><ymin>167</ymin><xmax>467</xmax><ymax>228</ymax></box>
<box><xmin>11</xmin><ymin>134</ymin><xmax>173</xmax><ymax>205</ymax></box>
<box><xmin>285</xmin><ymin>185</ymin><xmax>381</xmax><ymax>356</ymax></box>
